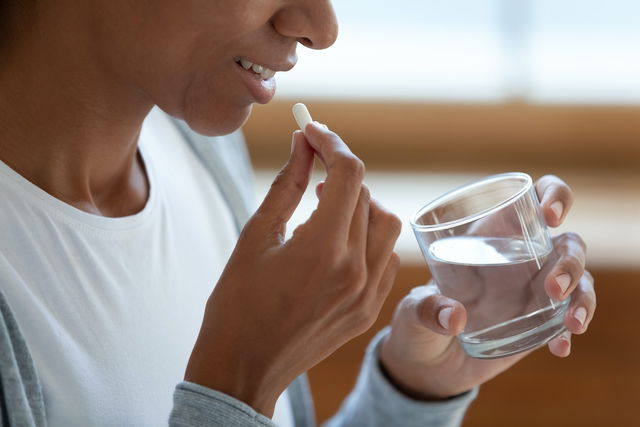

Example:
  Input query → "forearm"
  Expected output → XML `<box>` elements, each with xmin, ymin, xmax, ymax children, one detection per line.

<box><xmin>324</xmin><ymin>328</ymin><xmax>478</xmax><ymax>427</ymax></box>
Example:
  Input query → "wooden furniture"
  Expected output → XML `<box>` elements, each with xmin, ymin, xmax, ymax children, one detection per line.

<box><xmin>308</xmin><ymin>267</ymin><xmax>640</xmax><ymax>427</ymax></box>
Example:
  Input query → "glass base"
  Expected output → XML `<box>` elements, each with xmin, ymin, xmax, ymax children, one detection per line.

<box><xmin>459</xmin><ymin>299</ymin><xmax>570</xmax><ymax>359</ymax></box>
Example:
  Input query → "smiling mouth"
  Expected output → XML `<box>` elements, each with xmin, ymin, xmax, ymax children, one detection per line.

<box><xmin>234</xmin><ymin>57</ymin><xmax>276</xmax><ymax>80</ymax></box>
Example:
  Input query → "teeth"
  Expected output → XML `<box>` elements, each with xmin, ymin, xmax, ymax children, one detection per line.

<box><xmin>237</xmin><ymin>57</ymin><xmax>276</xmax><ymax>80</ymax></box>
<box><xmin>261</xmin><ymin>68</ymin><xmax>276</xmax><ymax>79</ymax></box>
<box><xmin>240</xmin><ymin>59</ymin><xmax>253</xmax><ymax>70</ymax></box>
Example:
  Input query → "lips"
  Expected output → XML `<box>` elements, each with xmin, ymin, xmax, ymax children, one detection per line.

<box><xmin>233</xmin><ymin>55</ymin><xmax>295</xmax><ymax>104</ymax></box>
<box><xmin>235</xmin><ymin>57</ymin><xmax>276</xmax><ymax>80</ymax></box>
<box><xmin>235</xmin><ymin>61</ymin><xmax>277</xmax><ymax>104</ymax></box>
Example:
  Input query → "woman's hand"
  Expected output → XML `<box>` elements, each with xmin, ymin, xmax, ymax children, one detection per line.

<box><xmin>185</xmin><ymin>123</ymin><xmax>401</xmax><ymax>416</ymax></box>
<box><xmin>379</xmin><ymin>176</ymin><xmax>596</xmax><ymax>400</ymax></box>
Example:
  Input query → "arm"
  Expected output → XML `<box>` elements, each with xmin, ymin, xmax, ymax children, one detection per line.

<box><xmin>180</xmin><ymin>124</ymin><xmax>402</xmax><ymax>418</ymax></box>
<box><xmin>168</xmin><ymin>328</ymin><xmax>476</xmax><ymax>427</ymax></box>
<box><xmin>323</xmin><ymin>328</ymin><xmax>477</xmax><ymax>427</ymax></box>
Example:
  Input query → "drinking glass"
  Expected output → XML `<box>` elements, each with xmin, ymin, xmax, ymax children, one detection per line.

<box><xmin>411</xmin><ymin>172</ymin><xmax>569</xmax><ymax>359</ymax></box>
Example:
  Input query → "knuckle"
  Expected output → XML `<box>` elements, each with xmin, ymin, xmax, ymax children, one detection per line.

<box><xmin>387</xmin><ymin>214</ymin><xmax>403</xmax><ymax>237</ymax></box>
<box><xmin>539</xmin><ymin>174</ymin><xmax>563</xmax><ymax>188</ymax></box>
<box><xmin>336</xmin><ymin>155</ymin><xmax>365</xmax><ymax>180</ymax></box>
<box><xmin>559</xmin><ymin>231</ymin><xmax>576</xmax><ymax>241</ymax></box>
<box><xmin>545</xmin><ymin>174</ymin><xmax>563</xmax><ymax>184</ymax></box>
<box><xmin>317</xmin><ymin>244</ymin><xmax>344</xmax><ymax>267</ymax></box>
<box><xmin>350</xmin><ymin>307</ymin><xmax>376</xmax><ymax>334</ymax></box>
<box><xmin>565</xmin><ymin>231</ymin><xmax>587</xmax><ymax>251</ymax></box>
<box><xmin>535</xmin><ymin>175</ymin><xmax>553</xmax><ymax>192</ymax></box>
<box><xmin>560</xmin><ymin>253</ymin><xmax>584</xmax><ymax>273</ymax></box>
<box><xmin>333</xmin><ymin>259</ymin><xmax>367</xmax><ymax>297</ymax></box>
<box><xmin>375</xmin><ymin>211</ymin><xmax>402</xmax><ymax>238</ymax></box>
<box><xmin>272</xmin><ymin>170</ymin><xmax>305</xmax><ymax>196</ymax></box>
<box><xmin>544</xmin><ymin>183</ymin><xmax>562</xmax><ymax>197</ymax></box>
<box><xmin>553</xmin><ymin>233</ymin><xmax>568</xmax><ymax>245</ymax></box>
<box><xmin>555</xmin><ymin>232</ymin><xmax>587</xmax><ymax>253</ymax></box>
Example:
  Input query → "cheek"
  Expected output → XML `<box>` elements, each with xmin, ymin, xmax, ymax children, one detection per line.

<box><xmin>142</xmin><ymin>46</ymin><xmax>253</xmax><ymax>136</ymax></box>
<box><xmin>131</xmin><ymin>0</ymin><xmax>274</xmax><ymax>134</ymax></box>
<box><xmin>178</xmin><ymin>71</ymin><xmax>254</xmax><ymax>136</ymax></box>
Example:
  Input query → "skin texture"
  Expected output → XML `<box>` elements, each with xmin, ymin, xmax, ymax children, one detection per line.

<box><xmin>0</xmin><ymin>0</ymin><xmax>337</xmax><ymax>216</ymax></box>
<box><xmin>185</xmin><ymin>126</ymin><xmax>401</xmax><ymax>414</ymax></box>
<box><xmin>0</xmin><ymin>0</ymin><xmax>596</xmax><ymax>419</ymax></box>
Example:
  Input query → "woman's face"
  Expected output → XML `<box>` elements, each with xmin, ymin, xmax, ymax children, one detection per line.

<box><xmin>95</xmin><ymin>0</ymin><xmax>338</xmax><ymax>135</ymax></box>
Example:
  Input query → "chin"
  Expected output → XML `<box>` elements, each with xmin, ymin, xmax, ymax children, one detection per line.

<box><xmin>183</xmin><ymin>104</ymin><xmax>254</xmax><ymax>137</ymax></box>
<box><xmin>158</xmin><ymin>91</ymin><xmax>254</xmax><ymax>137</ymax></box>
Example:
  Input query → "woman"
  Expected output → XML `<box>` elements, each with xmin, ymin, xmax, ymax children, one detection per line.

<box><xmin>0</xmin><ymin>0</ymin><xmax>595</xmax><ymax>426</ymax></box>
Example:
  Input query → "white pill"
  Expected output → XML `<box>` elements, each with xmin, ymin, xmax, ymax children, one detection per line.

<box><xmin>292</xmin><ymin>103</ymin><xmax>313</xmax><ymax>131</ymax></box>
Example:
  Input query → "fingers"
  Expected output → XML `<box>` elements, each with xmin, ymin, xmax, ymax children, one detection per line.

<box><xmin>544</xmin><ymin>232</ymin><xmax>587</xmax><ymax>300</ymax></box>
<box><xmin>535</xmin><ymin>175</ymin><xmax>575</xmax><ymax>227</ymax></box>
<box><xmin>315</xmin><ymin>181</ymin><xmax>401</xmax><ymax>282</ymax></box>
<box><xmin>548</xmin><ymin>330</ymin><xmax>572</xmax><ymax>358</ymax></box>
<box><xmin>563</xmin><ymin>270</ymin><xmax>596</xmax><ymax>335</ymax></box>
<box><xmin>364</xmin><ymin>252</ymin><xmax>400</xmax><ymax>312</ymax></box>
<box><xmin>253</xmin><ymin>132</ymin><xmax>314</xmax><ymax>240</ymax></box>
<box><xmin>411</xmin><ymin>285</ymin><xmax>467</xmax><ymax>336</ymax></box>
<box><xmin>548</xmin><ymin>269</ymin><xmax>595</xmax><ymax>358</ymax></box>
<box><xmin>365</xmin><ymin>198</ymin><xmax>402</xmax><ymax>282</ymax></box>
<box><xmin>303</xmin><ymin>123</ymin><xmax>365</xmax><ymax>242</ymax></box>
<box><xmin>348</xmin><ymin>186</ymin><xmax>372</xmax><ymax>254</ymax></box>
<box><xmin>349</xmin><ymin>253</ymin><xmax>399</xmax><ymax>336</ymax></box>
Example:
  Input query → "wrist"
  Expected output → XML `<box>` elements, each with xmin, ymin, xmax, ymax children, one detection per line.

<box><xmin>184</xmin><ymin>341</ymin><xmax>281</xmax><ymax>417</ymax></box>
<box><xmin>379</xmin><ymin>334</ymin><xmax>463</xmax><ymax>401</ymax></box>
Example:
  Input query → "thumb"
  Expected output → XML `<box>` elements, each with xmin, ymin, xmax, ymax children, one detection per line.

<box><xmin>412</xmin><ymin>286</ymin><xmax>467</xmax><ymax>336</ymax></box>
<box><xmin>252</xmin><ymin>131</ymin><xmax>314</xmax><ymax>239</ymax></box>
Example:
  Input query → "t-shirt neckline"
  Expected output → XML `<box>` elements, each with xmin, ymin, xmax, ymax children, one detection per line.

<box><xmin>0</xmin><ymin>141</ymin><xmax>158</xmax><ymax>232</ymax></box>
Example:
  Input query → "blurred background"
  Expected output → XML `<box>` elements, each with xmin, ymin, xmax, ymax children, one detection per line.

<box><xmin>243</xmin><ymin>1</ymin><xmax>640</xmax><ymax>425</ymax></box>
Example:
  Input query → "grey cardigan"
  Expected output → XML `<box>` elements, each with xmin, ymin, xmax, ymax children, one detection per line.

<box><xmin>0</xmin><ymin>114</ymin><xmax>477</xmax><ymax>426</ymax></box>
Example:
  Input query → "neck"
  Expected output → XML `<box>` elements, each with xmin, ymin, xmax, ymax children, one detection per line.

<box><xmin>0</xmin><ymin>4</ymin><xmax>154</xmax><ymax>217</ymax></box>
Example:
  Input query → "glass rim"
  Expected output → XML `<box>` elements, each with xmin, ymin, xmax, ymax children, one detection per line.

<box><xmin>410</xmin><ymin>172</ymin><xmax>533</xmax><ymax>232</ymax></box>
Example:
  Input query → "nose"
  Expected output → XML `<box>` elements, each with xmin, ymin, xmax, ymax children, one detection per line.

<box><xmin>272</xmin><ymin>0</ymin><xmax>339</xmax><ymax>50</ymax></box>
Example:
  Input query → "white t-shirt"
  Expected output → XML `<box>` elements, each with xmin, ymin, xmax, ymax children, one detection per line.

<box><xmin>0</xmin><ymin>109</ymin><xmax>293</xmax><ymax>426</ymax></box>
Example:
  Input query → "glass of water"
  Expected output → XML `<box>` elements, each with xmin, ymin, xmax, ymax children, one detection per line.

<box><xmin>411</xmin><ymin>172</ymin><xmax>569</xmax><ymax>359</ymax></box>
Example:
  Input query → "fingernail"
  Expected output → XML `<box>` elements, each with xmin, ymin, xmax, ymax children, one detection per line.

<box><xmin>551</xmin><ymin>201</ymin><xmax>564</xmax><ymax>219</ymax></box>
<box><xmin>574</xmin><ymin>306</ymin><xmax>587</xmax><ymax>326</ymax></box>
<box><xmin>438</xmin><ymin>307</ymin><xmax>453</xmax><ymax>330</ymax></box>
<box><xmin>313</xmin><ymin>121</ymin><xmax>329</xmax><ymax>130</ymax></box>
<box><xmin>556</xmin><ymin>273</ymin><xmax>572</xmax><ymax>294</ymax></box>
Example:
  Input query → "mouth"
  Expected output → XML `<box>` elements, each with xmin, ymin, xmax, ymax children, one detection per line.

<box><xmin>234</xmin><ymin>57</ymin><xmax>277</xmax><ymax>80</ymax></box>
